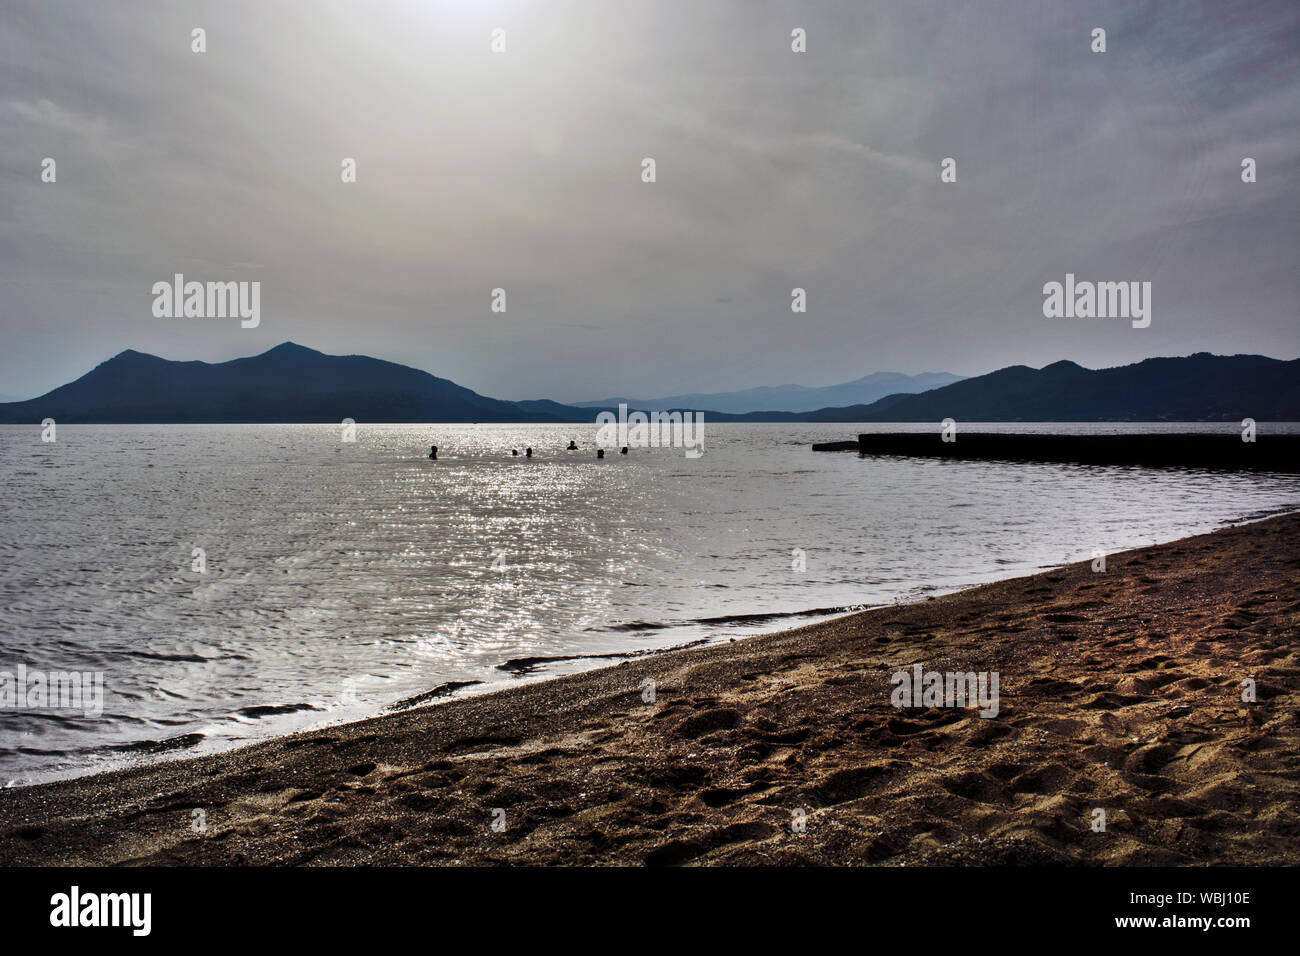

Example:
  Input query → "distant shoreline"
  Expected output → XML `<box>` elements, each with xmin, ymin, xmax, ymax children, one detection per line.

<box><xmin>1</xmin><ymin>513</ymin><xmax>1296</xmax><ymax>865</ymax></box>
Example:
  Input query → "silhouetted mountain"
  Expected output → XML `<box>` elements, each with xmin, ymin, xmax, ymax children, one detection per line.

<box><xmin>848</xmin><ymin>354</ymin><xmax>1300</xmax><ymax>422</ymax></box>
<box><xmin>571</xmin><ymin>355</ymin><xmax>1298</xmax><ymax>421</ymax></box>
<box><xmin>0</xmin><ymin>342</ymin><xmax>584</xmax><ymax>424</ymax></box>
<box><xmin>2</xmin><ymin>347</ymin><xmax>1293</xmax><ymax>424</ymax></box>
<box><xmin>573</xmin><ymin>371</ymin><xmax>964</xmax><ymax>414</ymax></box>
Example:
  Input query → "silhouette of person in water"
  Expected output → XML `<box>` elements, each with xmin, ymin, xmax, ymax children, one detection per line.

<box><xmin>567</xmin><ymin>440</ymin><xmax>578</xmax><ymax>450</ymax></box>
<box><xmin>597</xmin><ymin>449</ymin><xmax>605</xmax><ymax>459</ymax></box>
<box><xmin>512</xmin><ymin>449</ymin><xmax>518</xmax><ymax>456</ymax></box>
<box><xmin>620</xmin><ymin>446</ymin><xmax>629</xmax><ymax>455</ymax></box>
<box><xmin>429</xmin><ymin>445</ymin><xmax>438</xmax><ymax>460</ymax></box>
<box><xmin>525</xmin><ymin>447</ymin><xmax>533</xmax><ymax>457</ymax></box>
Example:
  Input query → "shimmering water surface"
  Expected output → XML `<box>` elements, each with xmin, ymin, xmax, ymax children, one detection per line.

<box><xmin>1</xmin><ymin>422</ymin><xmax>1297</xmax><ymax>784</ymax></box>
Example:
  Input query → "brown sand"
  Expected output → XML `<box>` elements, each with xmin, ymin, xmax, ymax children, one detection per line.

<box><xmin>2</xmin><ymin>514</ymin><xmax>1297</xmax><ymax>866</ymax></box>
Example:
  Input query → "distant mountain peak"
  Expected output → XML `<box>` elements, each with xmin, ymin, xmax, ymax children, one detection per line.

<box><xmin>264</xmin><ymin>341</ymin><xmax>318</xmax><ymax>355</ymax></box>
<box><xmin>104</xmin><ymin>348</ymin><xmax>163</xmax><ymax>365</ymax></box>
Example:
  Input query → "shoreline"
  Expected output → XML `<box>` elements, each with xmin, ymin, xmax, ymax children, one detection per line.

<box><xmin>1</xmin><ymin>513</ymin><xmax>1297</xmax><ymax>865</ymax></box>
<box><xmin>20</xmin><ymin>508</ymin><xmax>1295</xmax><ymax>791</ymax></box>
<box><xmin>6</xmin><ymin>605</ymin><xmax>862</xmax><ymax>792</ymax></box>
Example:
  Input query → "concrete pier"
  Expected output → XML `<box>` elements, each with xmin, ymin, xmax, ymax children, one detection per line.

<box><xmin>811</xmin><ymin>433</ymin><xmax>1299</xmax><ymax>471</ymax></box>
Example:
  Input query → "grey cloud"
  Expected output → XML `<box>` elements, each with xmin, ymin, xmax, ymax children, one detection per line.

<box><xmin>0</xmin><ymin>0</ymin><xmax>1296</xmax><ymax>403</ymax></box>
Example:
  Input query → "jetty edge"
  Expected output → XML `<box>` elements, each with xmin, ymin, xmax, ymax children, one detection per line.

<box><xmin>811</xmin><ymin>432</ymin><xmax>1299</xmax><ymax>470</ymax></box>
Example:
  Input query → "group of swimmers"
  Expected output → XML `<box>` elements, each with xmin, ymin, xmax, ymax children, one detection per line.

<box><xmin>428</xmin><ymin>442</ymin><xmax>628</xmax><ymax>460</ymax></box>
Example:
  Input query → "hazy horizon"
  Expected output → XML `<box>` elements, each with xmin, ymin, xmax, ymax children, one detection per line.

<box><xmin>3</xmin><ymin>339</ymin><xmax>1299</xmax><ymax>410</ymax></box>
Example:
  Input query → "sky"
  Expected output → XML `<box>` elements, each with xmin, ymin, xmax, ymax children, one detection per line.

<box><xmin>1</xmin><ymin>0</ymin><xmax>1297</xmax><ymax>404</ymax></box>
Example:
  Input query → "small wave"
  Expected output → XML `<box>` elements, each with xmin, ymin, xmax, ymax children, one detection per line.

<box><xmin>597</xmin><ymin>619</ymin><xmax>672</xmax><ymax>633</ymax></box>
<box><xmin>589</xmin><ymin>604</ymin><xmax>869</xmax><ymax>635</ymax></box>
<box><xmin>125</xmin><ymin>651</ymin><xmax>211</xmax><ymax>663</ymax></box>
<box><xmin>4</xmin><ymin>712</ymin><xmax>100</xmax><ymax>730</ymax></box>
<box><xmin>694</xmin><ymin>604</ymin><xmax>870</xmax><ymax>626</ymax></box>
<box><xmin>234</xmin><ymin>702</ymin><xmax>323</xmax><ymax>719</ymax></box>
<box><xmin>388</xmin><ymin>680</ymin><xmax>484</xmax><ymax>711</ymax></box>
<box><xmin>112</xmin><ymin>732</ymin><xmax>207</xmax><ymax>755</ymax></box>
<box><xmin>497</xmin><ymin>638</ymin><xmax>712</xmax><ymax>676</ymax></box>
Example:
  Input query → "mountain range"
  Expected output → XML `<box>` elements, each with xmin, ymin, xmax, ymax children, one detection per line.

<box><xmin>0</xmin><ymin>344</ymin><xmax>1295</xmax><ymax>424</ymax></box>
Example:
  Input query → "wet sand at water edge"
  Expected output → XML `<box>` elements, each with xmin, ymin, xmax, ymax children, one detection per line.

<box><xmin>1</xmin><ymin>513</ymin><xmax>1297</xmax><ymax>865</ymax></box>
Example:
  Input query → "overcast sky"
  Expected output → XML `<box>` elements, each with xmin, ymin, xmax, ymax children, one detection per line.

<box><xmin>1</xmin><ymin>0</ymin><xmax>1297</xmax><ymax>403</ymax></box>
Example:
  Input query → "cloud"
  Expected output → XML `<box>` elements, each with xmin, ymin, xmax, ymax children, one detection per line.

<box><xmin>0</xmin><ymin>0</ymin><xmax>1296</xmax><ymax>403</ymax></box>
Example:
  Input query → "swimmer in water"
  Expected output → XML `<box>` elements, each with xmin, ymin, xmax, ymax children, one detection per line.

<box><xmin>525</xmin><ymin>447</ymin><xmax>533</xmax><ymax>457</ymax></box>
<box><xmin>597</xmin><ymin>449</ymin><xmax>605</xmax><ymax>459</ymax></box>
<box><xmin>429</xmin><ymin>444</ymin><xmax>438</xmax><ymax>460</ymax></box>
<box><xmin>620</xmin><ymin>446</ymin><xmax>629</xmax><ymax>455</ymax></box>
<box><xmin>567</xmin><ymin>440</ymin><xmax>578</xmax><ymax>450</ymax></box>
<box><xmin>512</xmin><ymin>449</ymin><xmax>518</xmax><ymax>456</ymax></box>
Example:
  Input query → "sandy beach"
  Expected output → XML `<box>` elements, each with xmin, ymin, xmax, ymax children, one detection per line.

<box><xmin>2</xmin><ymin>513</ymin><xmax>1297</xmax><ymax>866</ymax></box>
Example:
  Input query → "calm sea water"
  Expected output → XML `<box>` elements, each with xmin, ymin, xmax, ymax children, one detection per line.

<box><xmin>1</xmin><ymin>422</ymin><xmax>1297</xmax><ymax>785</ymax></box>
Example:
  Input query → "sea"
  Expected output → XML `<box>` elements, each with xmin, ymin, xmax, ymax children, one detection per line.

<box><xmin>1</xmin><ymin>421</ymin><xmax>1297</xmax><ymax>785</ymax></box>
